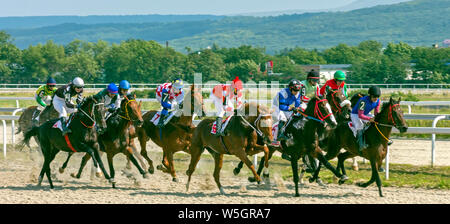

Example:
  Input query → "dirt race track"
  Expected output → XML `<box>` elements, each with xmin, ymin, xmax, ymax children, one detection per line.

<box><xmin>0</xmin><ymin>139</ymin><xmax>449</xmax><ymax>204</ymax></box>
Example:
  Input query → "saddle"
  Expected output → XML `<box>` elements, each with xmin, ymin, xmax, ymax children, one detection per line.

<box><xmin>52</xmin><ymin>114</ymin><xmax>74</xmax><ymax>132</ymax></box>
<box><xmin>210</xmin><ymin>115</ymin><xmax>233</xmax><ymax>135</ymax></box>
<box><xmin>348</xmin><ymin>121</ymin><xmax>370</xmax><ymax>137</ymax></box>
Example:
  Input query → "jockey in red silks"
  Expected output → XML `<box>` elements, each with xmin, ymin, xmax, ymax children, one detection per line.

<box><xmin>210</xmin><ymin>76</ymin><xmax>244</xmax><ymax>136</ymax></box>
<box><xmin>155</xmin><ymin>78</ymin><xmax>185</xmax><ymax>127</ymax></box>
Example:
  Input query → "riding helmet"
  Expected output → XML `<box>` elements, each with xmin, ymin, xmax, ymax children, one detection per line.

<box><xmin>232</xmin><ymin>76</ymin><xmax>243</xmax><ymax>91</ymax></box>
<box><xmin>334</xmin><ymin>70</ymin><xmax>346</xmax><ymax>81</ymax></box>
<box><xmin>72</xmin><ymin>77</ymin><xmax>85</xmax><ymax>88</ymax></box>
<box><xmin>119</xmin><ymin>80</ymin><xmax>131</xmax><ymax>90</ymax></box>
<box><xmin>368</xmin><ymin>86</ymin><xmax>381</xmax><ymax>97</ymax></box>
<box><xmin>288</xmin><ymin>79</ymin><xmax>301</xmax><ymax>91</ymax></box>
<box><xmin>172</xmin><ymin>78</ymin><xmax>184</xmax><ymax>90</ymax></box>
<box><xmin>46</xmin><ymin>77</ymin><xmax>56</xmax><ymax>86</ymax></box>
<box><xmin>107</xmin><ymin>83</ymin><xmax>119</xmax><ymax>94</ymax></box>
<box><xmin>307</xmin><ymin>69</ymin><xmax>320</xmax><ymax>80</ymax></box>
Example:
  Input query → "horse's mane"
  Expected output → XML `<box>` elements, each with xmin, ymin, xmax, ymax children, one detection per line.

<box><xmin>375</xmin><ymin>99</ymin><xmax>396</xmax><ymax>121</ymax></box>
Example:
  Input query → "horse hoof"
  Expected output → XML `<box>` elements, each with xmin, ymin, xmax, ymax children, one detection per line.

<box><xmin>295</xmin><ymin>193</ymin><xmax>300</xmax><ymax>197</ymax></box>
<box><xmin>219</xmin><ymin>187</ymin><xmax>226</xmax><ymax>195</ymax></box>
<box><xmin>338</xmin><ymin>175</ymin><xmax>349</xmax><ymax>185</ymax></box>
<box><xmin>352</xmin><ymin>165</ymin><xmax>359</xmax><ymax>171</ymax></box>
<box><xmin>126</xmin><ymin>164</ymin><xmax>132</xmax><ymax>170</ymax></box>
<box><xmin>156</xmin><ymin>165</ymin><xmax>164</xmax><ymax>171</ymax></box>
<box><xmin>143</xmin><ymin>173</ymin><xmax>150</xmax><ymax>179</ymax></box>
<box><xmin>148</xmin><ymin>167</ymin><xmax>154</xmax><ymax>174</ymax></box>
<box><xmin>357</xmin><ymin>182</ymin><xmax>369</xmax><ymax>188</ymax></box>
<box><xmin>95</xmin><ymin>172</ymin><xmax>103</xmax><ymax>178</ymax></box>
<box><xmin>233</xmin><ymin>168</ymin><xmax>240</xmax><ymax>176</ymax></box>
<box><xmin>317</xmin><ymin>179</ymin><xmax>327</xmax><ymax>187</ymax></box>
<box><xmin>59</xmin><ymin>168</ymin><xmax>65</xmax><ymax>174</ymax></box>
<box><xmin>263</xmin><ymin>173</ymin><xmax>270</xmax><ymax>179</ymax></box>
<box><xmin>172</xmin><ymin>178</ymin><xmax>179</xmax><ymax>182</ymax></box>
<box><xmin>248</xmin><ymin>177</ymin><xmax>257</xmax><ymax>183</ymax></box>
<box><xmin>308</xmin><ymin>177</ymin><xmax>315</xmax><ymax>183</ymax></box>
<box><xmin>70</xmin><ymin>173</ymin><xmax>78</xmax><ymax>179</ymax></box>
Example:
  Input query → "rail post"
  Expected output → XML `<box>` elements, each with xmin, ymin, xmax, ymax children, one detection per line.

<box><xmin>431</xmin><ymin>115</ymin><xmax>446</xmax><ymax>167</ymax></box>
<box><xmin>385</xmin><ymin>146</ymin><xmax>389</xmax><ymax>180</ymax></box>
<box><xmin>11</xmin><ymin>108</ymin><xmax>23</xmax><ymax>146</ymax></box>
<box><xmin>2</xmin><ymin>120</ymin><xmax>6</xmax><ymax>158</ymax></box>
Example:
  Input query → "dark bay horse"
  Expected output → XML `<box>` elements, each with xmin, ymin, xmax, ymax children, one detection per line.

<box><xmin>313</xmin><ymin>97</ymin><xmax>408</xmax><ymax>197</ymax></box>
<box><xmin>234</xmin><ymin>90</ymin><xmax>352</xmax><ymax>183</ymax></box>
<box><xmin>23</xmin><ymin>95</ymin><xmax>111</xmax><ymax>189</ymax></box>
<box><xmin>135</xmin><ymin>84</ymin><xmax>205</xmax><ymax>182</ymax></box>
<box><xmin>67</xmin><ymin>94</ymin><xmax>147</xmax><ymax>188</ymax></box>
<box><xmin>17</xmin><ymin>105</ymin><xmax>59</xmax><ymax>148</ymax></box>
<box><xmin>185</xmin><ymin>103</ymin><xmax>273</xmax><ymax>194</ymax></box>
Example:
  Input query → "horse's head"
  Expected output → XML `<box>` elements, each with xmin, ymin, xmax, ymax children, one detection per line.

<box><xmin>306</xmin><ymin>96</ymin><xmax>337</xmax><ymax>128</ymax></box>
<box><xmin>80</xmin><ymin>95</ymin><xmax>107</xmax><ymax>134</ymax></box>
<box><xmin>378</xmin><ymin>97</ymin><xmax>408</xmax><ymax>133</ymax></box>
<box><xmin>120</xmin><ymin>93</ymin><xmax>144</xmax><ymax>127</ymax></box>
<box><xmin>241</xmin><ymin>103</ymin><xmax>274</xmax><ymax>145</ymax></box>
<box><xmin>327</xmin><ymin>88</ymin><xmax>351</xmax><ymax>121</ymax></box>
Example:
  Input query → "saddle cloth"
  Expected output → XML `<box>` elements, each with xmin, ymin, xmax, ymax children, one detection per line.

<box><xmin>271</xmin><ymin>122</ymin><xmax>279</xmax><ymax>140</ymax></box>
<box><xmin>211</xmin><ymin>115</ymin><xmax>233</xmax><ymax>135</ymax></box>
<box><xmin>348</xmin><ymin>121</ymin><xmax>370</xmax><ymax>137</ymax></box>
<box><xmin>52</xmin><ymin>117</ymin><xmax>72</xmax><ymax>132</ymax></box>
<box><xmin>150</xmin><ymin>110</ymin><xmax>177</xmax><ymax>126</ymax></box>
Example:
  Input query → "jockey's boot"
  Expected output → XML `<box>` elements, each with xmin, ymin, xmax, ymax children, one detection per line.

<box><xmin>32</xmin><ymin>110</ymin><xmax>41</xmax><ymax>127</ymax></box>
<box><xmin>157</xmin><ymin>114</ymin><xmax>166</xmax><ymax>128</ymax></box>
<box><xmin>277</xmin><ymin>120</ymin><xmax>288</xmax><ymax>141</ymax></box>
<box><xmin>60</xmin><ymin>117</ymin><xmax>72</xmax><ymax>136</ymax></box>
<box><xmin>214</xmin><ymin>117</ymin><xmax>225</xmax><ymax>136</ymax></box>
<box><xmin>357</xmin><ymin>129</ymin><xmax>367</xmax><ymax>155</ymax></box>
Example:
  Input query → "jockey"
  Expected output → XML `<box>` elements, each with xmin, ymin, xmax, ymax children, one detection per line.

<box><xmin>319</xmin><ymin>70</ymin><xmax>348</xmax><ymax>98</ymax></box>
<box><xmin>210</xmin><ymin>76</ymin><xmax>244</xmax><ymax>136</ymax></box>
<box><xmin>299</xmin><ymin>69</ymin><xmax>321</xmax><ymax>111</ymax></box>
<box><xmin>351</xmin><ymin>86</ymin><xmax>381</xmax><ymax>153</ymax></box>
<box><xmin>94</xmin><ymin>83</ymin><xmax>120</xmax><ymax>118</ymax></box>
<box><xmin>53</xmin><ymin>77</ymin><xmax>85</xmax><ymax>135</ymax></box>
<box><xmin>155</xmin><ymin>78</ymin><xmax>185</xmax><ymax>128</ymax></box>
<box><xmin>32</xmin><ymin>77</ymin><xmax>57</xmax><ymax>126</ymax></box>
<box><xmin>272</xmin><ymin>79</ymin><xmax>302</xmax><ymax>142</ymax></box>
<box><xmin>118</xmin><ymin>80</ymin><xmax>131</xmax><ymax>98</ymax></box>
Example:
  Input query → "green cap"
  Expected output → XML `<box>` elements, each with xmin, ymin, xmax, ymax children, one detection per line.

<box><xmin>334</xmin><ymin>70</ymin><xmax>346</xmax><ymax>81</ymax></box>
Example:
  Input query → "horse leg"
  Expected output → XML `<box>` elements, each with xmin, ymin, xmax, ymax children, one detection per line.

<box><xmin>106</xmin><ymin>153</ymin><xmax>116</xmax><ymax>188</ymax></box>
<box><xmin>233</xmin><ymin>161</ymin><xmax>244</xmax><ymax>176</ymax></box>
<box><xmin>352</xmin><ymin>158</ymin><xmax>359</xmax><ymax>171</ymax></box>
<box><xmin>235</xmin><ymin>149</ymin><xmax>262</xmax><ymax>184</ymax></box>
<box><xmin>130</xmin><ymin>143</ymin><xmax>148</xmax><ymax>174</ymax></box>
<box><xmin>212</xmin><ymin>153</ymin><xmax>225</xmax><ymax>194</ymax></box>
<box><xmin>71</xmin><ymin>153</ymin><xmax>91</xmax><ymax>179</ymax></box>
<box><xmin>86</xmin><ymin>146</ymin><xmax>111</xmax><ymax>183</ymax></box>
<box><xmin>248</xmin><ymin>149</ymin><xmax>275</xmax><ymax>183</ymax></box>
<box><xmin>290</xmin><ymin>155</ymin><xmax>300</xmax><ymax>197</ymax></box>
<box><xmin>185</xmin><ymin>145</ymin><xmax>204</xmax><ymax>192</ymax></box>
<box><xmin>138</xmin><ymin>132</ymin><xmax>154</xmax><ymax>174</ymax></box>
<box><xmin>124</xmin><ymin>146</ymin><xmax>149</xmax><ymax>179</ymax></box>
<box><xmin>92</xmin><ymin>151</ymin><xmax>104</xmax><ymax>178</ymax></box>
<box><xmin>44</xmin><ymin>150</ymin><xmax>58</xmax><ymax>189</ymax></box>
<box><xmin>375</xmin><ymin>159</ymin><xmax>384</xmax><ymax>197</ymax></box>
<box><xmin>316</xmin><ymin>152</ymin><xmax>348</xmax><ymax>184</ymax></box>
<box><xmin>337</xmin><ymin>151</ymin><xmax>354</xmax><ymax>178</ymax></box>
<box><xmin>59</xmin><ymin>152</ymin><xmax>74</xmax><ymax>174</ymax></box>
<box><xmin>166</xmin><ymin>151</ymin><xmax>178</xmax><ymax>182</ymax></box>
<box><xmin>156</xmin><ymin>151</ymin><xmax>170</xmax><ymax>174</ymax></box>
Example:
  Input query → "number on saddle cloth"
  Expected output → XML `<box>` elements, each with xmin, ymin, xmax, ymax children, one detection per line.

<box><xmin>211</xmin><ymin>115</ymin><xmax>232</xmax><ymax>135</ymax></box>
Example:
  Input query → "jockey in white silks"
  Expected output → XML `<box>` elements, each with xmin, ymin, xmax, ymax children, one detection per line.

<box><xmin>52</xmin><ymin>77</ymin><xmax>84</xmax><ymax>136</ymax></box>
<box><xmin>210</xmin><ymin>76</ymin><xmax>244</xmax><ymax>136</ymax></box>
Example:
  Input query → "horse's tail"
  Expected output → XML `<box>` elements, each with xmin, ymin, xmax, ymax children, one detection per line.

<box><xmin>23</xmin><ymin>126</ymin><xmax>39</xmax><ymax>148</ymax></box>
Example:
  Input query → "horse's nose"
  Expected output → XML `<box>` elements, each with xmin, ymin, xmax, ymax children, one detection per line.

<box><xmin>400</xmin><ymin>127</ymin><xmax>408</xmax><ymax>133</ymax></box>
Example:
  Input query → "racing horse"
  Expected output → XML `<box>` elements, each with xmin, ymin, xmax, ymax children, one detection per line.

<box><xmin>65</xmin><ymin>94</ymin><xmax>147</xmax><ymax>187</ymax></box>
<box><xmin>185</xmin><ymin>103</ymin><xmax>273</xmax><ymax>194</ymax></box>
<box><xmin>23</xmin><ymin>95</ymin><xmax>111</xmax><ymax>189</ymax></box>
<box><xmin>233</xmin><ymin>88</ymin><xmax>352</xmax><ymax>183</ymax></box>
<box><xmin>311</xmin><ymin>97</ymin><xmax>408</xmax><ymax>197</ymax></box>
<box><xmin>135</xmin><ymin>84</ymin><xmax>205</xmax><ymax>182</ymax></box>
<box><xmin>17</xmin><ymin>105</ymin><xmax>59</xmax><ymax>148</ymax></box>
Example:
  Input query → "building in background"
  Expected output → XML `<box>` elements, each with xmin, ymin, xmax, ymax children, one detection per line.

<box><xmin>302</xmin><ymin>64</ymin><xmax>351</xmax><ymax>84</ymax></box>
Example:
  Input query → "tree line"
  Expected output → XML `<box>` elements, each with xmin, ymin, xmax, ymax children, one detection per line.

<box><xmin>0</xmin><ymin>31</ymin><xmax>448</xmax><ymax>85</ymax></box>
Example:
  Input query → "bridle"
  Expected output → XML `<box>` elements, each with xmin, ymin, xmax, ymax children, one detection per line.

<box><xmin>329</xmin><ymin>89</ymin><xmax>351</xmax><ymax>114</ymax></box>
<box><xmin>118</xmin><ymin>96</ymin><xmax>140</xmax><ymax>122</ymax></box>
<box><xmin>78</xmin><ymin>98</ymin><xmax>105</xmax><ymax>128</ymax></box>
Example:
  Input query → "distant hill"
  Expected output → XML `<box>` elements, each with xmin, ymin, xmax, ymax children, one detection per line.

<box><xmin>4</xmin><ymin>0</ymin><xmax>449</xmax><ymax>53</ymax></box>
<box><xmin>232</xmin><ymin>0</ymin><xmax>413</xmax><ymax>16</ymax></box>
<box><xmin>0</xmin><ymin>14</ymin><xmax>224</xmax><ymax>29</ymax></box>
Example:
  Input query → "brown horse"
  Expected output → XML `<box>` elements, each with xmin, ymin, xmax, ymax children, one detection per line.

<box><xmin>68</xmin><ymin>94</ymin><xmax>147</xmax><ymax>188</ymax></box>
<box><xmin>135</xmin><ymin>84</ymin><xmax>205</xmax><ymax>182</ymax></box>
<box><xmin>23</xmin><ymin>95</ymin><xmax>110</xmax><ymax>189</ymax></box>
<box><xmin>313</xmin><ymin>97</ymin><xmax>408</xmax><ymax>197</ymax></box>
<box><xmin>185</xmin><ymin>103</ymin><xmax>273</xmax><ymax>194</ymax></box>
<box><xmin>17</xmin><ymin>105</ymin><xmax>59</xmax><ymax>147</ymax></box>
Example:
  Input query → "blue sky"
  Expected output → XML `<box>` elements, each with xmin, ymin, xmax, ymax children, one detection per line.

<box><xmin>0</xmin><ymin>0</ymin><xmax>355</xmax><ymax>16</ymax></box>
